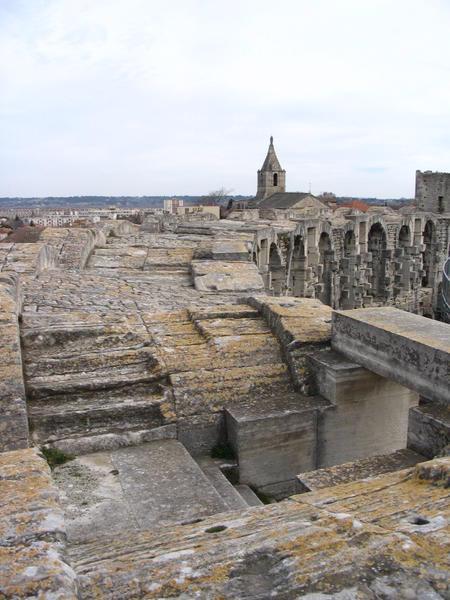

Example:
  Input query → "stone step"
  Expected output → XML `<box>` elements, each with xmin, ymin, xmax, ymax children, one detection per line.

<box><xmin>53</xmin><ymin>440</ymin><xmax>230</xmax><ymax>543</ymax></box>
<box><xmin>235</xmin><ymin>484</ymin><xmax>264</xmax><ymax>506</ymax></box>
<box><xmin>43</xmin><ymin>424</ymin><xmax>177</xmax><ymax>456</ymax></box>
<box><xmin>193</xmin><ymin>316</ymin><xmax>271</xmax><ymax>339</ymax></box>
<box><xmin>25</xmin><ymin>354</ymin><xmax>165</xmax><ymax>399</ymax></box>
<box><xmin>28</xmin><ymin>388</ymin><xmax>175</xmax><ymax>445</ymax></box>
<box><xmin>171</xmin><ymin>363</ymin><xmax>294</xmax><ymax>418</ymax></box>
<box><xmin>297</xmin><ymin>448</ymin><xmax>426</xmax><ymax>492</ymax></box>
<box><xmin>196</xmin><ymin>456</ymin><xmax>249</xmax><ymax>511</ymax></box>
<box><xmin>25</xmin><ymin>345</ymin><xmax>161</xmax><ymax>380</ymax></box>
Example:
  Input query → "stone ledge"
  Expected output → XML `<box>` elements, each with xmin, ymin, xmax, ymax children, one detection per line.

<box><xmin>331</xmin><ymin>307</ymin><xmax>450</xmax><ymax>404</ymax></box>
<box><xmin>71</xmin><ymin>457</ymin><xmax>450</xmax><ymax>599</ymax></box>
<box><xmin>0</xmin><ymin>448</ymin><xmax>77</xmax><ymax>599</ymax></box>
<box><xmin>0</xmin><ymin>274</ymin><xmax>29</xmax><ymax>452</ymax></box>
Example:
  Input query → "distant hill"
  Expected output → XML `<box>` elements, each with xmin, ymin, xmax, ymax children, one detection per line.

<box><xmin>335</xmin><ymin>196</ymin><xmax>414</xmax><ymax>208</ymax></box>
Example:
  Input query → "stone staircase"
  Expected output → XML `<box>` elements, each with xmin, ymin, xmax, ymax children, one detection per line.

<box><xmin>195</xmin><ymin>456</ymin><xmax>250</xmax><ymax>511</ymax></box>
<box><xmin>21</xmin><ymin>302</ymin><xmax>299</xmax><ymax>456</ymax></box>
<box><xmin>21</xmin><ymin>310</ymin><xmax>174</xmax><ymax>452</ymax></box>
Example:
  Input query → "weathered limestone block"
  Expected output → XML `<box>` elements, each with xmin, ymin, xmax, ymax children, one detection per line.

<box><xmin>21</xmin><ymin>310</ymin><xmax>148</xmax><ymax>356</ymax></box>
<box><xmin>0</xmin><ymin>448</ymin><xmax>77</xmax><ymax>599</ymax></box>
<box><xmin>170</xmin><ymin>363</ymin><xmax>291</xmax><ymax>417</ymax></box>
<box><xmin>25</xmin><ymin>345</ymin><xmax>164</xmax><ymax>399</ymax></box>
<box><xmin>210</xmin><ymin>240</ymin><xmax>250</xmax><ymax>261</ymax></box>
<box><xmin>192</xmin><ymin>260</ymin><xmax>264</xmax><ymax>292</ymax></box>
<box><xmin>308</xmin><ymin>349</ymin><xmax>419</xmax><ymax>467</ymax></box>
<box><xmin>194</xmin><ymin>316</ymin><xmax>270</xmax><ymax>339</ymax></box>
<box><xmin>71</xmin><ymin>458</ymin><xmax>450</xmax><ymax>599</ymax></box>
<box><xmin>226</xmin><ymin>394</ymin><xmax>331</xmax><ymax>499</ymax></box>
<box><xmin>0</xmin><ymin>274</ymin><xmax>29</xmax><ymax>451</ymax></box>
<box><xmin>53</xmin><ymin>440</ymin><xmax>228</xmax><ymax>544</ymax></box>
<box><xmin>188</xmin><ymin>304</ymin><xmax>260</xmax><ymax>320</ymax></box>
<box><xmin>40</xmin><ymin>227</ymin><xmax>105</xmax><ymax>269</ymax></box>
<box><xmin>297</xmin><ymin>448</ymin><xmax>424</xmax><ymax>491</ymax></box>
<box><xmin>49</xmin><ymin>423</ymin><xmax>178</xmax><ymax>457</ymax></box>
<box><xmin>408</xmin><ymin>401</ymin><xmax>450</xmax><ymax>458</ymax></box>
<box><xmin>143</xmin><ymin>248</ymin><xmax>194</xmax><ymax>269</ymax></box>
<box><xmin>0</xmin><ymin>242</ymin><xmax>58</xmax><ymax>273</ymax></box>
<box><xmin>88</xmin><ymin>244</ymin><xmax>157</xmax><ymax>270</ymax></box>
<box><xmin>96</xmin><ymin>219</ymin><xmax>139</xmax><ymax>237</ymax></box>
<box><xmin>29</xmin><ymin>384</ymin><xmax>176</xmax><ymax>443</ymax></box>
<box><xmin>248</xmin><ymin>296</ymin><xmax>332</xmax><ymax>349</ymax></box>
<box><xmin>332</xmin><ymin>307</ymin><xmax>450</xmax><ymax>404</ymax></box>
<box><xmin>248</xmin><ymin>296</ymin><xmax>332</xmax><ymax>391</ymax></box>
<box><xmin>140</xmin><ymin>216</ymin><xmax>161</xmax><ymax>233</ymax></box>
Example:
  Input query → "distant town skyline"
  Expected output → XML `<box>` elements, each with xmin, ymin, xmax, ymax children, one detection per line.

<box><xmin>1</xmin><ymin>0</ymin><xmax>450</xmax><ymax>198</ymax></box>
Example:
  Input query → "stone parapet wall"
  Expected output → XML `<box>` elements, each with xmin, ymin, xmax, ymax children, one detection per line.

<box><xmin>0</xmin><ymin>273</ymin><xmax>29</xmax><ymax>452</ymax></box>
<box><xmin>0</xmin><ymin>242</ymin><xmax>59</xmax><ymax>273</ymax></box>
<box><xmin>40</xmin><ymin>227</ymin><xmax>107</xmax><ymax>270</ymax></box>
<box><xmin>332</xmin><ymin>307</ymin><xmax>450</xmax><ymax>404</ymax></box>
<box><xmin>0</xmin><ymin>227</ymin><xmax>109</xmax><ymax>275</ymax></box>
<box><xmin>0</xmin><ymin>448</ymin><xmax>77</xmax><ymax>598</ymax></box>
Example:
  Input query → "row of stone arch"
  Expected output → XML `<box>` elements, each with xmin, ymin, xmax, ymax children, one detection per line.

<box><xmin>254</xmin><ymin>217</ymin><xmax>439</xmax><ymax>310</ymax></box>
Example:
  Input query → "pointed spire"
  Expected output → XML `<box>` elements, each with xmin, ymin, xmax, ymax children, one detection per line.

<box><xmin>261</xmin><ymin>136</ymin><xmax>282</xmax><ymax>171</ymax></box>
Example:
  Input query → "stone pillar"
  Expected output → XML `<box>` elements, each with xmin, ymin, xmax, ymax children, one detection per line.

<box><xmin>309</xmin><ymin>349</ymin><xmax>418</xmax><ymax>468</ymax></box>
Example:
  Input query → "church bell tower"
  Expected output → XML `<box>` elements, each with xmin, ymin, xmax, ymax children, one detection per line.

<box><xmin>256</xmin><ymin>136</ymin><xmax>286</xmax><ymax>200</ymax></box>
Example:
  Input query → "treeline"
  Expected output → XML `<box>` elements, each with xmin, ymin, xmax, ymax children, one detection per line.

<box><xmin>0</xmin><ymin>195</ymin><xmax>252</xmax><ymax>209</ymax></box>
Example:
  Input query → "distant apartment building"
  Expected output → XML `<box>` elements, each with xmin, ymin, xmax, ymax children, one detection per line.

<box><xmin>164</xmin><ymin>198</ymin><xmax>184</xmax><ymax>214</ymax></box>
<box><xmin>28</xmin><ymin>215</ymin><xmax>83</xmax><ymax>227</ymax></box>
<box><xmin>20</xmin><ymin>207</ymin><xmax>141</xmax><ymax>227</ymax></box>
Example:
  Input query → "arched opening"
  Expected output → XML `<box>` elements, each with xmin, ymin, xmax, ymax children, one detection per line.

<box><xmin>318</xmin><ymin>232</ymin><xmax>333</xmax><ymax>306</ymax></box>
<box><xmin>290</xmin><ymin>235</ymin><xmax>306</xmax><ymax>296</ymax></box>
<box><xmin>273</xmin><ymin>173</ymin><xmax>278</xmax><ymax>187</ymax></box>
<box><xmin>252</xmin><ymin>251</ymin><xmax>257</xmax><ymax>265</ymax></box>
<box><xmin>398</xmin><ymin>225</ymin><xmax>411</xmax><ymax>248</ymax></box>
<box><xmin>344</xmin><ymin>230</ymin><xmax>356</xmax><ymax>257</ymax></box>
<box><xmin>269</xmin><ymin>243</ymin><xmax>284</xmax><ymax>296</ymax></box>
<box><xmin>422</xmin><ymin>221</ymin><xmax>435</xmax><ymax>287</ymax></box>
<box><xmin>368</xmin><ymin>223</ymin><xmax>387</xmax><ymax>301</ymax></box>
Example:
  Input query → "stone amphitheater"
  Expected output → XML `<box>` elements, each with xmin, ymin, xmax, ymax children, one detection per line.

<box><xmin>0</xmin><ymin>193</ymin><xmax>449</xmax><ymax>598</ymax></box>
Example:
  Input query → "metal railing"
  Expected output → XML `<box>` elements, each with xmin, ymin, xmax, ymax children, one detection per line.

<box><xmin>442</xmin><ymin>257</ymin><xmax>450</xmax><ymax>318</ymax></box>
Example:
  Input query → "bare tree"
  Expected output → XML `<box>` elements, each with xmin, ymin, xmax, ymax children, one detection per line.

<box><xmin>199</xmin><ymin>187</ymin><xmax>233</xmax><ymax>206</ymax></box>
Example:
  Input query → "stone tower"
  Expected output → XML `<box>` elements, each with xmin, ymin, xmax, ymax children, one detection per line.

<box><xmin>416</xmin><ymin>170</ymin><xmax>450</xmax><ymax>213</ymax></box>
<box><xmin>256</xmin><ymin>136</ymin><xmax>286</xmax><ymax>200</ymax></box>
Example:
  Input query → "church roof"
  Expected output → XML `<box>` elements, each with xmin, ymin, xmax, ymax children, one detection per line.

<box><xmin>256</xmin><ymin>192</ymin><xmax>324</xmax><ymax>209</ymax></box>
<box><xmin>260</xmin><ymin>136</ymin><xmax>284</xmax><ymax>172</ymax></box>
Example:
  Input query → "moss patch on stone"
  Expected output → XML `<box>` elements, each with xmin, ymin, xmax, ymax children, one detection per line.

<box><xmin>41</xmin><ymin>446</ymin><xmax>74</xmax><ymax>469</ymax></box>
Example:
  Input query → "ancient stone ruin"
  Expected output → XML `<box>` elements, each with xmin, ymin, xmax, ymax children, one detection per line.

<box><xmin>0</xmin><ymin>151</ymin><xmax>449</xmax><ymax>597</ymax></box>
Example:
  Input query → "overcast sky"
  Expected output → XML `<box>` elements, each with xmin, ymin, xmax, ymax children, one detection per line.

<box><xmin>1</xmin><ymin>0</ymin><xmax>450</xmax><ymax>198</ymax></box>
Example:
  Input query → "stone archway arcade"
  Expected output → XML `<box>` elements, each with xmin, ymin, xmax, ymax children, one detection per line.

<box><xmin>254</xmin><ymin>214</ymin><xmax>446</xmax><ymax>315</ymax></box>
